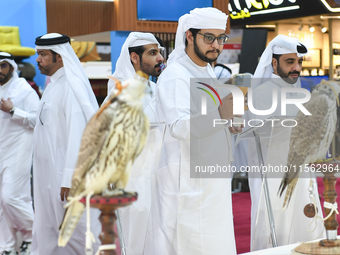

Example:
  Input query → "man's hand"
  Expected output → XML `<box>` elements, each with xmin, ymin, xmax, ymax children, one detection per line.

<box><xmin>229</xmin><ymin>115</ymin><xmax>243</xmax><ymax>134</ymax></box>
<box><xmin>218</xmin><ymin>94</ymin><xmax>244</xmax><ymax>134</ymax></box>
<box><xmin>0</xmin><ymin>98</ymin><xmax>13</xmax><ymax>113</ymax></box>
<box><xmin>229</xmin><ymin>124</ymin><xmax>243</xmax><ymax>134</ymax></box>
<box><xmin>218</xmin><ymin>93</ymin><xmax>233</xmax><ymax>120</ymax></box>
<box><xmin>60</xmin><ymin>187</ymin><xmax>70</xmax><ymax>202</ymax></box>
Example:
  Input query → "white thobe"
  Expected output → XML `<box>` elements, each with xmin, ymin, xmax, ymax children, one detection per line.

<box><xmin>31</xmin><ymin>68</ymin><xmax>100</xmax><ymax>255</ymax></box>
<box><xmin>143</xmin><ymin>52</ymin><xmax>237</xmax><ymax>255</ymax></box>
<box><xmin>0</xmin><ymin>76</ymin><xmax>39</xmax><ymax>252</ymax></box>
<box><xmin>248</xmin><ymin>74</ymin><xmax>325</xmax><ymax>251</ymax></box>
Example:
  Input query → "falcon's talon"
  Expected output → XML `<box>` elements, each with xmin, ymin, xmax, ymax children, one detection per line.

<box><xmin>123</xmin><ymin>190</ymin><xmax>137</xmax><ymax>196</ymax></box>
<box><xmin>315</xmin><ymin>158</ymin><xmax>334</xmax><ymax>163</ymax></box>
<box><xmin>102</xmin><ymin>188</ymin><xmax>124</xmax><ymax>197</ymax></box>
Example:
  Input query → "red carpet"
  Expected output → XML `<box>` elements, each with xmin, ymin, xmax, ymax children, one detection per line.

<box><xmin>232</xmin><ymin>191</ymin><xmax>251</xmax><ymax>254</ymax></box>
<box><xmin>232</xmin><ymin>177</ymin><xmax>340</xmax><ymax>254</ymax></box>
<box><xmin>114</xmin><ymin>177</ymin><xmax>340</xmax><ymax>254</ymax></box>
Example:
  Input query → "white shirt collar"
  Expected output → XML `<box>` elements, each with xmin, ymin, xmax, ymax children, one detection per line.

<box><xmin>50</xmin><ymin>67</ymin><xmax>65</xmax><ymax>84</ymax></box>
<box><xmin>183</xmin><ymin>53</ymin><xmax>216</xmax><ymax>78</ymax></box>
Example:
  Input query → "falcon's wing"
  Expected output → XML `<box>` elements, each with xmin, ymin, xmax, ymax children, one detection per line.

<box><xmin>278</xmin><ymin>93</ymin><xmax>330</xmax><ymax>205</ymax></box>
<box><xmin>69</xmin><ymin>104</ymin><xmax>116</xmax><ymax>197</ymax></box>
<box><xmin>133</xmin><ymin>112</ymin><xmax>150</xmax><ymax>160</ymax></box>
<box><xmin>287</xmin><ymin>93</ymin><xmax>330</xmax><ymax>174</ymax></box>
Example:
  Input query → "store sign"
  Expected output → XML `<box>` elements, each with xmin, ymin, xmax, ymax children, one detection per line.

<box><xmin>229</xmin><ymin>0</ymin><xmax>300</xmax><ymax>20</ymax></box>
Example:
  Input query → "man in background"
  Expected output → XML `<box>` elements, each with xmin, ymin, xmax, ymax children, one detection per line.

<box><xmin>106</xmin><ymin>32</ymin><xmax>165</xmax><ymax>255</ymax></box>
<box><xmin>248</xmin><ymin>34</ymin><xmax>324</xmax><ymax>250</ymax></box>
<box><xmin>32</xmin><ymin>33</ymin><xmax>100</xmax><ymax>255</ymax></box>
<box><xmin>106</xmin><ymin>32</ymin><xmax>164</xmax><ymax>122</ymax></box>
<box><xmin>0</xmin><ymin>52</ymin><xmax>39</xmax><ymax>255</ymax></box>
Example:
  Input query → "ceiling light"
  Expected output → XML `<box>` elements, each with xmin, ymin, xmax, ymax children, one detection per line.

<box><xmin>309</xmin><ymin>25</ymin><xmax>315</xmax><ymax>32</ymax></box>
<box><xmin>321</xmin><ymin>26</ymin><xmax>328</xmax><ymax>33</ymax></box>
<box><xmin>245</xmin><ymin>25</ymin><xmax>276</xmax><ymax>28</ymax></box>
<box><xmin>320</xmin><ymin>15</ymin><xmax>340</xmax><ymax>19</ymax></box>
<box><xmin>298</xmin><ymin>21</ymin><xmax>303</xmax><ymax>31</ymax></box>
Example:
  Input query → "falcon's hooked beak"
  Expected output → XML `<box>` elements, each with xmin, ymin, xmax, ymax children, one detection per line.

<box><xmin>95</xmin><ymin>76</ymin><xmax>128</xmax><ymax>118</ymax></box>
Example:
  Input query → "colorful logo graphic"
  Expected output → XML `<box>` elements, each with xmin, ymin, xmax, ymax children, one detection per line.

<box><xmin>196</xmin><ymin>82</ymin><xmax>222</xmax><ymax>106</ymax></box>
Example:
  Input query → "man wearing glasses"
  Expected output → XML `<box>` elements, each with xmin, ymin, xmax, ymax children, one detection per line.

<box><xmin>150</xmin><ymin>7</ymin><xmax>239</xmax><ymax>255</ymax></box>
<box><xmin>0</xmin><ymin>52</ymin><xmax>39</xmax><ymax>255</ymax></box>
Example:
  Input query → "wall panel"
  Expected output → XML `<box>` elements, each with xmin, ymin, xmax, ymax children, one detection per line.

<box><xmin>46</xmin><ymin>0</ymin><xmax>114</xmax><ymax>37</ymax></box>
<box><xmin>47</xmin><ymin>0</ymin><xmax>229</xmax><ymax>36</ymax></box>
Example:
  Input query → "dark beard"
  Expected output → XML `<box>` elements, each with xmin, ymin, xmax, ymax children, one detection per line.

<box><xmin>193</xmin><ymin>39</ymin><xmax>220</xmax><ymax>63</ymax></box>
<box><xmin>0</xmin><ymin>71</ymin><xmax>12</xmax><ymax>84</ymax></box>
<box><xmin>277</xmin><ymin>64</ymin><xmax>300</xmax><ymax>84</ymax></box>
<box><xmin>140</xmin><ymin>60</ymin><xmax>161</xmax><ymax>77</ymax></box>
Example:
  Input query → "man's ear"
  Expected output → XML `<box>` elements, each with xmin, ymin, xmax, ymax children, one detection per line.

<box><xmin>57</xmin><ymin>54</ymin><xmax>63</xmax><ymax>63</ymax></box>
<box><xmin>272</xmin><ymin>57</ymin><xmax>278</xmax><ymax>73</ymax></box>
<box><xmin>130</xmin><ymin>52</ymin><xmax>140</xmax><ymax>66</ymax></box>
<box><xmin>186</xmin><ymin>30</ymin><xmax>194</xmax><ymax>45</ymax></box>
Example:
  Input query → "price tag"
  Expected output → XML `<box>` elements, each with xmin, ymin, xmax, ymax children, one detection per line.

<box><xmin>304</xmin><ymin>204</ymin><xmax>317</xmax><ymax>218</ymax></box>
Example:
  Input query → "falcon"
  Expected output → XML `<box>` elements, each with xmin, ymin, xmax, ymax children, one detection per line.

<box><xmin>58</xmin><ymin>71</ymin><xmax>150</xmax><ymax>247</ymax></box>
<box><xmin>278</xmin><ymin>80</ymin><xmax>340</xmax><ymax>208</ymax></box>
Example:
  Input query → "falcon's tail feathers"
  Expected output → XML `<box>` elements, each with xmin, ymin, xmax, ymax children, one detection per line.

<box><xmin>278</xmin><ymin>171</ymin><xmax>294</xmax><ymax>197</ymax></box>
<box><xmin>58</xmin><ymin>201</ymin><xmax>85</xmax><ymax>247</ymax></box>
<box><xmin>281</xmin><ymin>178</ymin><xmax>298</xmax><ymax>209</ymax></box>
<box><xmin>278</xmin><ymin>178</ymin><xmax>288</xmax><ymax>197</ymax></box>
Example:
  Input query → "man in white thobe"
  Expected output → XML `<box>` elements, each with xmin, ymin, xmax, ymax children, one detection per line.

<box><xmin>105</xmin><ymin>32</ymin><xmax>164</xmax><ymax>122</ymax></box>
<box><xmin>31</xmin><ymin>33</ymin><xmax>100</xmax><ymax>255</ymax></box>
<box><xmin>248</xmin><ymin>35</ymin><xmax>325</xmax><ymax>251</ymax></box>
<box><xmin>149</xmin><ymin>7</ymin><xmax>239</xmax><ymax>255</ymax></box>
<box><xmin>105</xmin><ymin>32</ymin><xmax>165</xmax><ymax>255</ymax></box>
<box><xmin>0</xmin><ymin>52</ymin><xmax>39</xmax><ymax>255</ymax></box>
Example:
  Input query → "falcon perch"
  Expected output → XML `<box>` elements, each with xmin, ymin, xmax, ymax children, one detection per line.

<box><xmin>278</xmin><ymin>80</ymin><xmax>340</xmax><ymax>208</ymax></box>
<box><xmin>58</xmin><ymin>71</ymin><xmax>150</xmax><ymax>247</ymax></box>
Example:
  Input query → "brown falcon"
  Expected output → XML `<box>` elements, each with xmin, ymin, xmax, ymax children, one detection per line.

<box><xmin>58</xmin><ymin>71</ymin><xmax>150</xmax><ymax>247</ymax></box>
<box><xmin>278</xmin><ymin>80</ymin><xmax>340</xmax><ymax>208</ymax></box>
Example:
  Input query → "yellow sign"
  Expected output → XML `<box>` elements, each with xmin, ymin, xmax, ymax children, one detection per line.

<box><xmin>229</xmin><ymin>0</ymin><xmax>300</xmax><ymax>20</ymax></box>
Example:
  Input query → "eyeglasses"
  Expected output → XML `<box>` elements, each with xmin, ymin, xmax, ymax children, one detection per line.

<box><xmin>197</xmin><ymin>33</ymin><xmax>229</xmax><ymax>45</ymax></box>
<box><xmin>0</xmin><ymin>63</ymin><xmax>9</xmax><ymax>69</ymax></box>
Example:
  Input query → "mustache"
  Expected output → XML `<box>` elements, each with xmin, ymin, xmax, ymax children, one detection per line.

<box><xmin>288</xmin><ymin>71</ymin><xmax>300</xmax><ymax>76</ymax></box>
<box><xmin>154</xmin><ymin>63</ymin><xmax>162</xmax><ymax>68</ymax></box>
<box><xmin>207</xmin><ymin>49</ymin><xmax>220</xmax><ymax>54</ymax></box>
